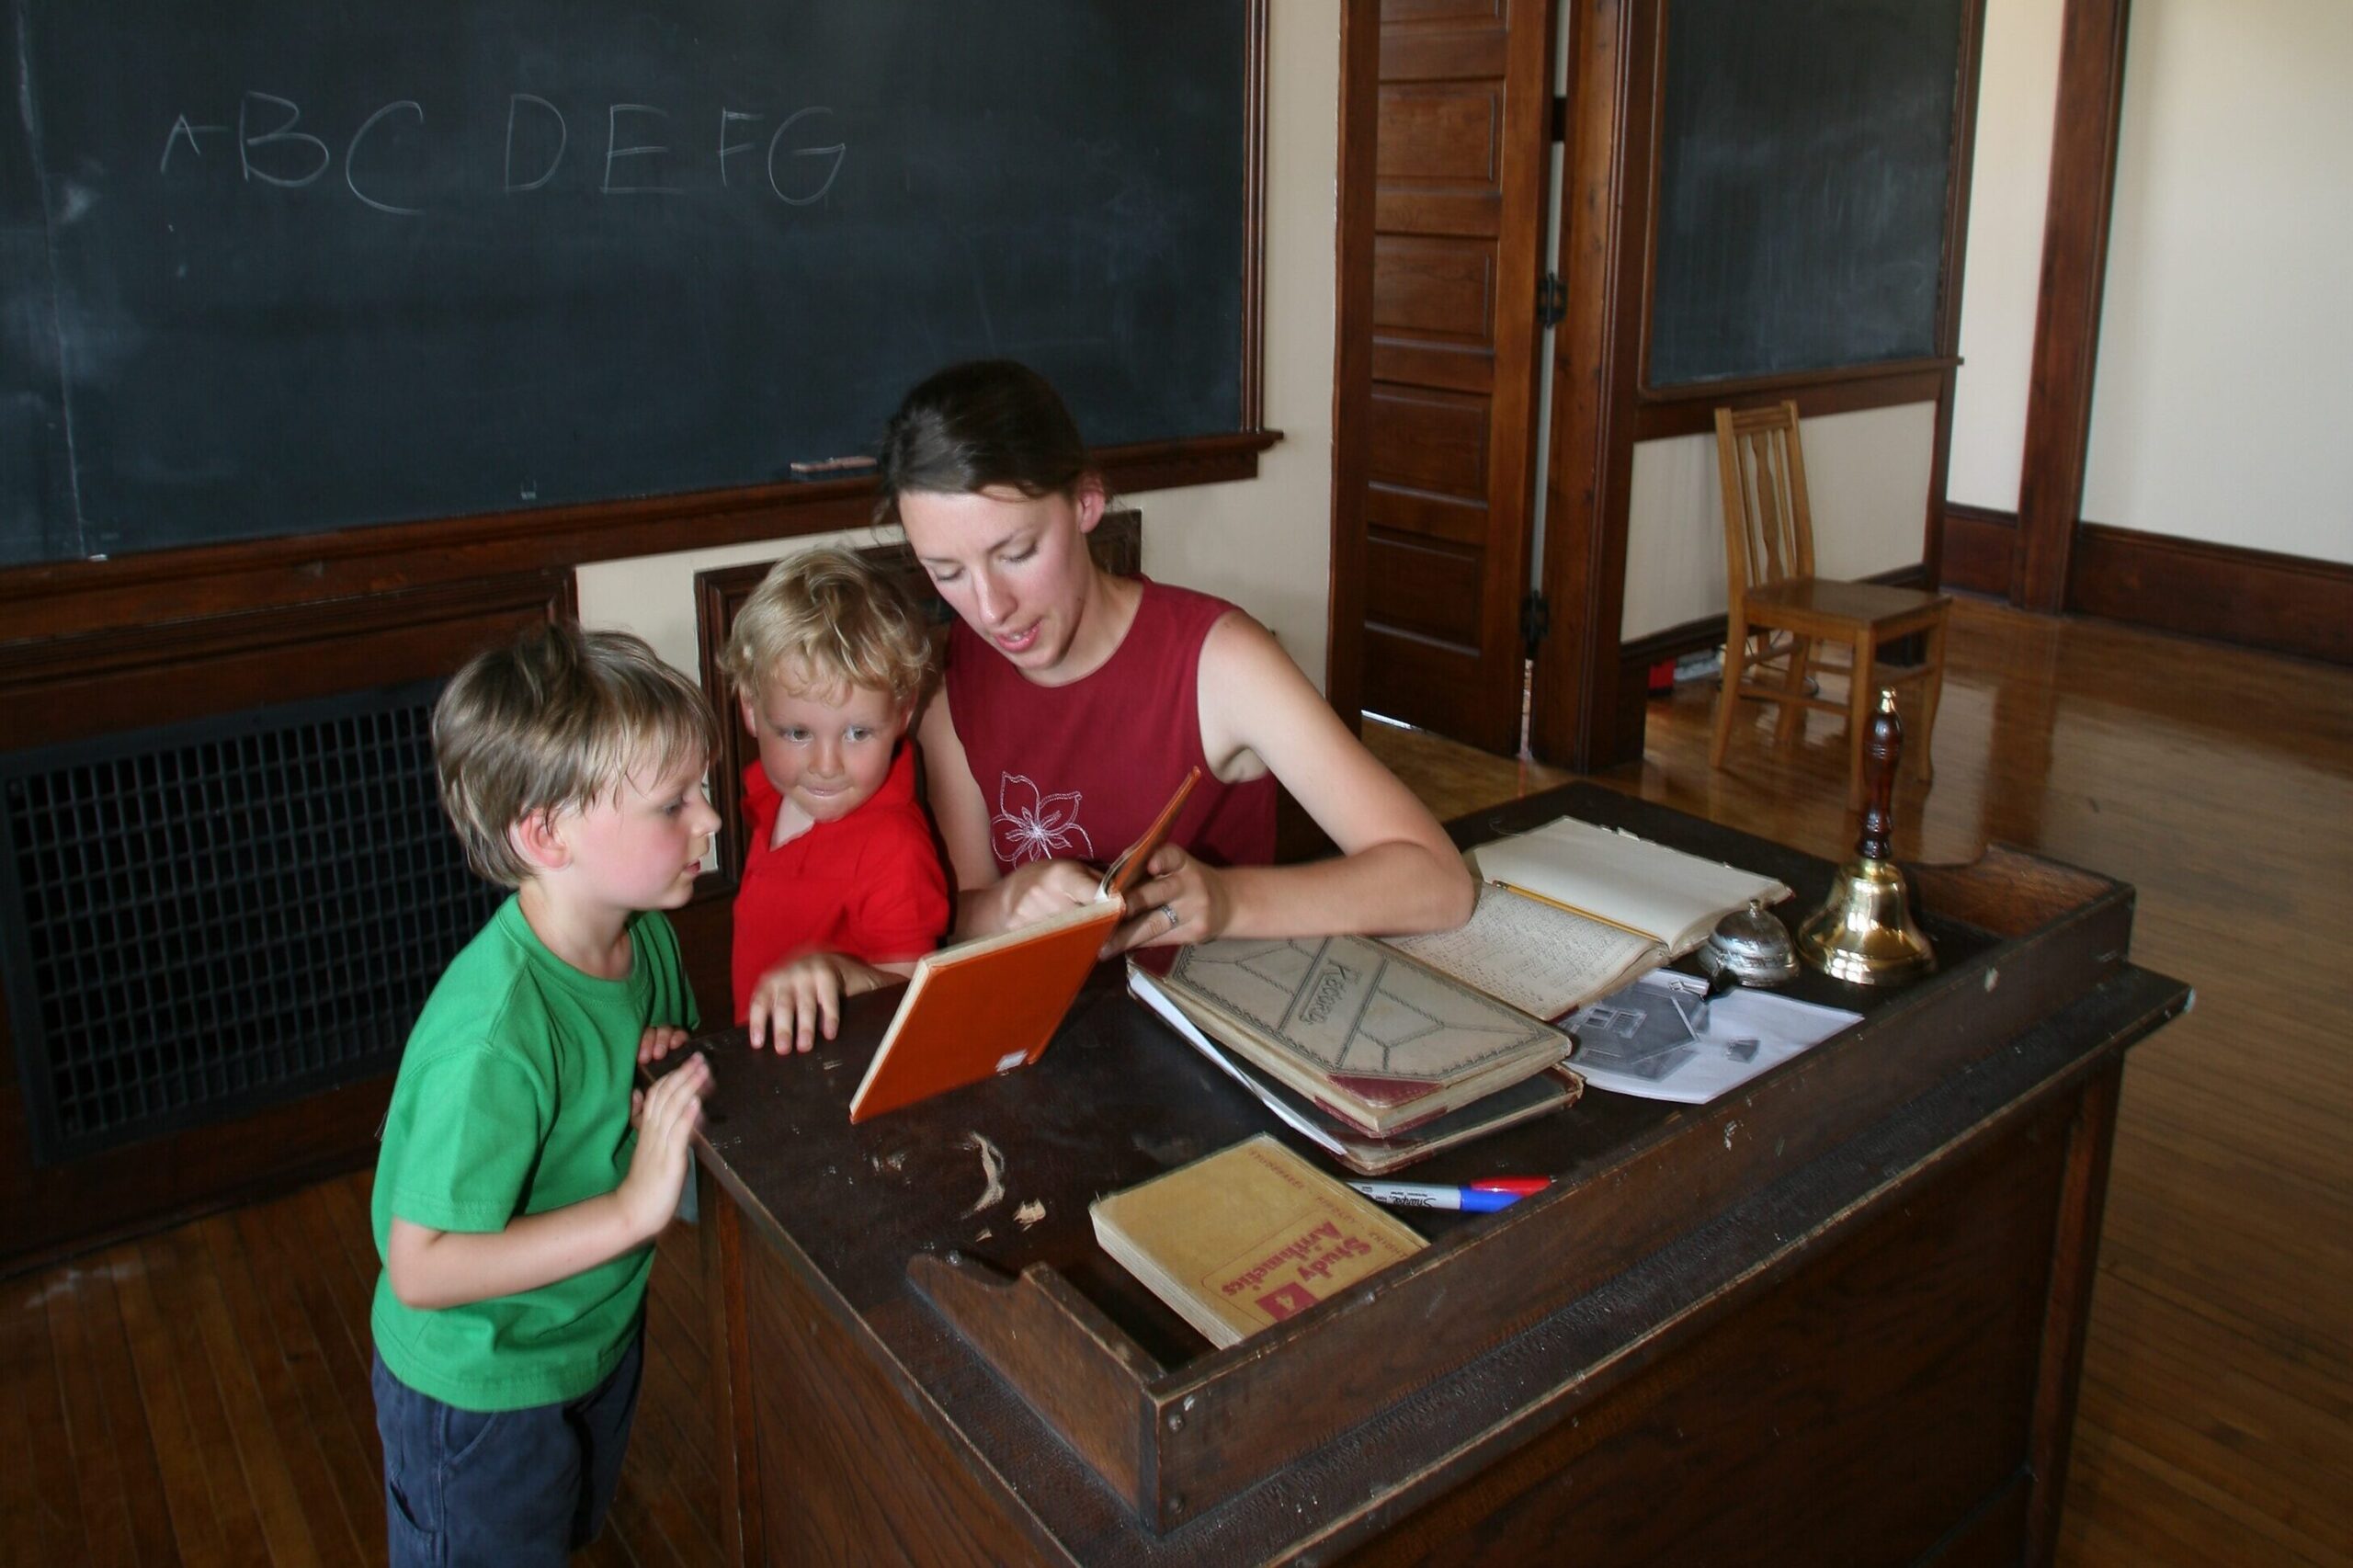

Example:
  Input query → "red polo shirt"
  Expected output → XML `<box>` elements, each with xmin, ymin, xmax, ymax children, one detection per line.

<box><xmin>730</xmin><ymin>744</ymin><xmax>950</xmax><ymax>1022</ymax></box>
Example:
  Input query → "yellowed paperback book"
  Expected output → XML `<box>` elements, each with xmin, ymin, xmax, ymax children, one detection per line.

<box><xmin>1089</xmin><ymin>1134</ymin><xmax>1427</xmax><ymax>1347</ymax></box>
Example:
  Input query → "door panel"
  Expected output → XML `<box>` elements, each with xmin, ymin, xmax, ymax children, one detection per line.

<box><xmin>1358</xmin><ymin>0</ymin><xmax>1552</xmax><ymax>752</ymax></box>
<box><xmin>1365</xmin><ymin>536</ymin><xmax>1484</xmax><ymax>641</ymax></box>
<box><xmin>1372</xmin><ymin>237</ymin><xmax>1495</xmax><ymax>341</ymax></box>
<box><xmin>1368</xmin><ymin>385</ymin><xmax>1490</xmax><ymax>500</ymax></box>
<box><xmin>1368</xmin><ymin>485</ymin><xmax>1489</xmax><ymax>550</ymax></box>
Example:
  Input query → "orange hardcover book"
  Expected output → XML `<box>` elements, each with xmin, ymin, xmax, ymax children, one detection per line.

<box><xmin>845</xmin><ymin>767</ymin><xmax>1201</xmax><ymax>1124</ymax></box>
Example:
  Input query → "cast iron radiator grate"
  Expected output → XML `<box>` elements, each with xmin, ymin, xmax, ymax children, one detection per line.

<box><xmin>0</xmin><ymin>680</ymin><xmax>501</xmax><ymax>1165</ymax></box>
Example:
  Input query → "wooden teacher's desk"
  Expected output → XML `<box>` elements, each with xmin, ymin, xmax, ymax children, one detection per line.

<box><xmin>681</xmin><ymin>784</ymin><xmax>2186</xmax><ymax>1565</ymax></box>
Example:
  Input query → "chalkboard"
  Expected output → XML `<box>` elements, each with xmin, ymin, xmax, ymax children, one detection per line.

<box><xmin>0</xmin><ymin>2</ymin><xmax>1251</xmax><ymax>566</ymax></box>
<box><xmin>1647</xmin><ymin>0</ymin><xmax>1966</xmax><ymax>389</ymax></box>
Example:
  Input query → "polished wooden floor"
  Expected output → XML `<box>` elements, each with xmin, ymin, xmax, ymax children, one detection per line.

<box><xmin>1368</xmin><ymin>598</ymin><xmax>2353</xmax><ymax>1568</ymax></box>
<box><xmin>4</xmin><ymin>597</ymin><xmax>2346</xmax><ymax>1564</ymax></box>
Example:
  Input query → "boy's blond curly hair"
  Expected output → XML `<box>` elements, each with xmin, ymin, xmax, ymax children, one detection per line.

<box><xmin>718</xmin><ymin>547</ymin><xmax>932</xmax><ymax>709</ymax></box>
<box><xmin>433</xmin><ymin>621</ymin><xmax>718</xmax><ymax>888</ymax></box>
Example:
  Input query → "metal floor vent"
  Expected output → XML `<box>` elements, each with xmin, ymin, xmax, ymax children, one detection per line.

<box><xmin>0</xmin><ymin>679</ymin><xmax>501</xmax><ymax>1165</ymax></box>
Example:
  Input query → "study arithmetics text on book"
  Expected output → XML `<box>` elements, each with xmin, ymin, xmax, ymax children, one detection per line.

<box><xmin>1089</xmin><ymin>1134</ymin><xmax>1427</xmax><ymax>1347</ymax></box>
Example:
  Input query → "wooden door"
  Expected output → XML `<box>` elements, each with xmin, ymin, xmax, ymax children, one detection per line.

<box><xmin>1355</xmin><ymin>0</ymin><xmax>1555</xmax><ymax>754</ymax></box>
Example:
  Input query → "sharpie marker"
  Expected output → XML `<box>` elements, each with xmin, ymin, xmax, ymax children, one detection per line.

<box><xmin>1468</xmin><ymin>1176</ymin><xmax>1552</xmax><ymax>1197</ymax></box>
<box><xmin>1347</xmin><ymin>1181</ymin><xmax>1524</xmax><ymax>1213</ymax></box>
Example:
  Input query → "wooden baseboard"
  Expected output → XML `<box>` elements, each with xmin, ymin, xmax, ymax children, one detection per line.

<box><xmin>2070</xmin><ymin>523</ymin><xmax>2353</xmax><ymax>666</ymax></box>
<box><xmin>1933</xmin><ymin>504</ymin><xmax>2353</xmax><ymax>665</ymax></box>
<box><xmin>1939</xmin><ymin>503</ymin><xmax>2017</xmax><ymax>597</ymax></box>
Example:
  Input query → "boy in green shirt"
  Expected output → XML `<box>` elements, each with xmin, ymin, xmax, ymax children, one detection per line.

<box><xmin>370</xmin><ymin>621</ymin><xmax>717</xmax><ymax>1567</ymax></box>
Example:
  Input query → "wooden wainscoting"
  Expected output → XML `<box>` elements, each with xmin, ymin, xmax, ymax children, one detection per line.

<box><xmin>0</xmin><ymin>571</ymin><xmax>575</xmax><ymax>1271</ymax></box>
<box><xmin>1938</xmin><ymin>503</ymin><xmax>2353</xmax><ymax>666</ymax></box>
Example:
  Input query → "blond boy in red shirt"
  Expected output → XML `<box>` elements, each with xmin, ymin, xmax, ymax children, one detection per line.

<box><xmin>720</xmin><ymin>548</ymin><xmax>950</xmax><ymax>1052</ymax></box>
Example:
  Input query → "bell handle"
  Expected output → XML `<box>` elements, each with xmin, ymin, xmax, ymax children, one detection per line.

<box><xmin>1858</xmin><ymin>688</ymin><xmax>1902</xmax><ymax>862</ymax></box>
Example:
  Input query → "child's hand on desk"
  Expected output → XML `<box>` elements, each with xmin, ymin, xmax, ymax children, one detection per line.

<box><xmin>1106</xmin><ymin>844</ymin><xmax>1233</xmax><ymax>955</ymax></box>
<box><xmin>746</xmin><ymin>953</ymin><xmax>888</xmax><ymax>1055</ymax></box>
<box><xmin>637</xmin><ymin>1025</ymin><xmax>690</xmax><ymax>1064</ymax></box>
<box><xmin>621</xmin><ymin>1052</ymin><xmax>710</xmax><ymax>1240</ymax></box>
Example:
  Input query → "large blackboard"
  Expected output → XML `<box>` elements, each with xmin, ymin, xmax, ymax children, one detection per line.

<box><xmin>0</xmin><ymin>2</ymin><xmax>1251</xmax><ymax>567</ymax></box>
<box><xmin>1647</xmin><ymin>0</ymin><xmax>1967</xmax><ymax>389</ymax></box>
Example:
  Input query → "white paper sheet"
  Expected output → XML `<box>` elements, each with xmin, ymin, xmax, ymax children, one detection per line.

<box><xmin>1563</xmin><ymin>971</ymin><xmax>1858</xmax><ymax>1104</ymax></box>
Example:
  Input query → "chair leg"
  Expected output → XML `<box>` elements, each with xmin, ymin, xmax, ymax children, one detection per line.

<box><xmin>1915</xmin><ymin>612</ymin><xmax>1948</xmax><ymax>784</ymax></box>
<box><xmin>1847</xmin><ymin>635</ymin><xmax>1878</xmax><ymax>812</ymax></box>
<box><xmin>1775</xmin><ymin>633</ymin><xmax>1811</xmax><ymax>747</ymax></box>
<box><xmin>1711</xmin><ymin>613</ymin><xmax>1749</xmax><ymax>770</ymax></box>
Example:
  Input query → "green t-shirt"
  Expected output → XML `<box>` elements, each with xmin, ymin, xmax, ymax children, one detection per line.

<box><xmin>370</xmin><ymin>896</ymin><xmax>699</xmax><ymax>1411</ymax></box>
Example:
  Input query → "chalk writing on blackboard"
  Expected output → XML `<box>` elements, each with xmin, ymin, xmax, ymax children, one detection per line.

<box><xmin>155</xmin><ymin>91</ymin><xmax>847</xmax><ymax>212</ymax></box>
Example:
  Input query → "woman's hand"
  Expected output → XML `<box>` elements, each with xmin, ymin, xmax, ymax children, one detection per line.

<box><xmin>991</xmin><ymin>857</ymin><xmax>1108</xmax><ymax>931</ymax></box>
<box><xmin>1107</xmin><ymin>844</ymin><xmax>1233</xmax><ymax>954</ymax></box>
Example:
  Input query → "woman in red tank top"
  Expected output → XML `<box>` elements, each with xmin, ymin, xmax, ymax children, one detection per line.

<box><xmin>877</xmin><ymin>360</ymin><xmax>1474</xmax><ymax>954</ymax></box>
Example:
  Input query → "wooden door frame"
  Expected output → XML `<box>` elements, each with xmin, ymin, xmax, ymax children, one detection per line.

<box><xmin>1324</xmin><ymin>0</ymin><xmax>1379</xmax><ymax>730</ymax></box>
<box><xmin>2013</xmin><ymin>0</ymin><xmax>2133</xmax><ymax>612</ymax></box>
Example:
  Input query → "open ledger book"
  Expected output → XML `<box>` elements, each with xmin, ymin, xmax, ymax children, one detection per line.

<box><xmin>847</xmin><ymin>768</ymin><xmax>1199</xmax><ymax>1123</ymax></box>
<box><xmin>1387</xmin><ymin>815</ymin><xmax>1792</xmax><ymax>1021</ymax></box>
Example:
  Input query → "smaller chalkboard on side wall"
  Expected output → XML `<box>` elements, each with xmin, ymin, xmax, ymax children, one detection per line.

<box><xmin>1647</xmin><ymin>0</ymin><xmax>1969</xmax><ymax>389</ymax></box>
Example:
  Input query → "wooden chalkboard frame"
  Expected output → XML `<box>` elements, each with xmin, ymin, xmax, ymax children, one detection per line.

<box><xmin>0</xmin><ymin>6</ymin><xmax>1274</xmax><ymax>634</ymax></box>
<box><xmin>1631</xmin><ymin>0</ymin><xmax>1984</xmax><ymax>424</ymax></box>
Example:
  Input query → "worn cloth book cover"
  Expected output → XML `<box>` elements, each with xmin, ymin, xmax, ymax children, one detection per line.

<box><xmin>1140</xmin><ymin>937</ymin><xmax>1570</xmax><ymax>1136</ymax></box>
<box><xmin>1466</xmin><ymin>814</ymin><xmax>1792</xmax><ymax>958</ymax></box>
<box><xmin>847</xmin><ymin>899</ymin><xmax>1121</xmax><ymax>1123</ymax></box>
<box><xmin>1089</xmin><ymin>1133</ymin><xmax>1427</xmax><ymax>1347</ymax></box>
<box><xmin>847</xmin><ymin>769</ymin><xmax>1197</xmax><ymax>1123</ymax></box>
<box><xmin>1130</xmin><ymin>966</ymin><xmax>1584</xmax><ymax>1175</ymax></box>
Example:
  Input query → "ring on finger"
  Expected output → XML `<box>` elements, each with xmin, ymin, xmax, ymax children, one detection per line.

<box><xmin>1157</xmin><ymin>903</ymin><xmax>1181</xmax><ymax>933</ymax></box>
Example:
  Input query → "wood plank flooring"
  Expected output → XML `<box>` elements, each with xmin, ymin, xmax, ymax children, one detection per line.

<box><xmin>1</xmin><ymin>1179</ymin><xmax>718</xmax><ymax>1567</ymax></box>
<box><xmin>3</xmin><ymin>596</ymin><xmax>2345</xmax><ymax>1564</ymax></box>
<box><xmin>1366</xmin><ymin>597</ymin><xmax>2353</xmax><ymax>1568</ymax></box>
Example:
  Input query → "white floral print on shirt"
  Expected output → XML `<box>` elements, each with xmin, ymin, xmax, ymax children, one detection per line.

<box><xmin>991</xmin><ymin>773</ymin><xmax>1095</xmax><ymax>867</ymax></box>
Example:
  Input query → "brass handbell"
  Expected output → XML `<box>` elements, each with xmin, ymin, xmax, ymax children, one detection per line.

<box><xmin>1797</xmin><ymin>688</ymin><xmax>1935</xmax><ymax>984</ymax></box>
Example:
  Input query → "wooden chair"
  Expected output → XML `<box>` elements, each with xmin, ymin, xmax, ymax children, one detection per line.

<box><xmin>1710</xmin><ymin>402</ymin><xmax>1950</xmax><ymax>809</ymax></box>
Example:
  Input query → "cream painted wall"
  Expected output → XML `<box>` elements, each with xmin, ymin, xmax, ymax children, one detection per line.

<box><xmin>1945</xmin><ymin>0</ymin><xmax>2063</xmax><ymax>514</ymax></box>
<box><xmin>577</xmin><ymin>3</ymin><xmax>1343</xmax><ymax>683</ymax></box>
<box><xmin>1621</xmin><ymin>403</ymin><xmax>1938</xmax><ymax>640</ymax></box>
<box><xmin>2081</xmin><ymin>0</ymin><xmax>2353</xmax><ymax>564</ymax></box>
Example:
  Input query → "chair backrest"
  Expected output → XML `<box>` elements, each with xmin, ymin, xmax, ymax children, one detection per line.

<box><xmin>1713</xmin><ymin>401</ymin><xmax>1816</xmax><ymax>608</ymax></box>
<box><xmin>688</xmin><ymin>512</ymin><xmax>1142</xmax><ymax>886</ymax></box>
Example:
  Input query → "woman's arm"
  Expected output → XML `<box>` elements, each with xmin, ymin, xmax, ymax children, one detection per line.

<box><xmin>917</xmin><ymin>688</ymin><xmax>1101</xmax><ymax>937</ymax></box>
<box><xmin>1113</xmin><ymin>613</ymin><xmax>1475</xmax><ymax>950</ymax></box>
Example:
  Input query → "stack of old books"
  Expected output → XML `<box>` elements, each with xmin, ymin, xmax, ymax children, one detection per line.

<box><xmin>1130</xmin><ymin>935</ymin><xmax>1581</xmax><ymax>1175</ymax></box>
<box><xmin>1128</xmin><ymin>814</ymin><xmax>1789</xmax><ymax>1174</ymax></box>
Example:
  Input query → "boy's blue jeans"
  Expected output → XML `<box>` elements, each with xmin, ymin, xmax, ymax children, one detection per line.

<box><xmin>370</xmin><ymin>1322</ymin><xmax>643</xmax><ymax>1568</ymax></box>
